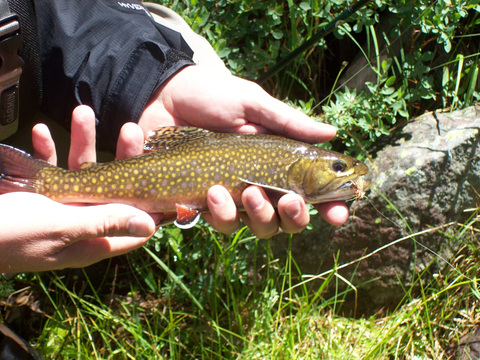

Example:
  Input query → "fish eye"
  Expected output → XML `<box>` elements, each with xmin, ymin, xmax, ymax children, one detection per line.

<box><xmin>332</xmin><ymin>159</ymin><xmax>347</xmax><ymax>173</ymax></box>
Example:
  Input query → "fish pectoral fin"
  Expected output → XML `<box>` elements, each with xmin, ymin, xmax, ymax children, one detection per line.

<box><xmin>239</xmin><ymin>178</ymin><xmax>294</xmax><ymax>195</ymax></box>
<box><xmin>144</xmin><ymin>126</ymin><xmax>211</xmax><ymax>152</ymax></box>
<box><xmin>174</xmin><ymin>204</ymin><xmax>201</xmax><ymax>229</ymax></box>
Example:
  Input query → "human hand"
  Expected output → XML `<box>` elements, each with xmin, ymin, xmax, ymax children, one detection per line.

<box><xmin>138</xmin><ymin>65</ymin><xmax>349</xmax><ymax>237</ymax></box>
<box><xmin>0</xmin><ymin>106</ymin><xmax>156</xmax><ymax>273</ymax></box>
<box><xmin>0</xmin><ymin>193</ymin><xmax>155</xmax><ymax>273</ymax></box>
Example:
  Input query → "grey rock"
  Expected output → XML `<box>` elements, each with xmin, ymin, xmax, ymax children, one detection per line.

<box><xmin>271</xmin><ymin>105</ymin><xmax>480</xmax><ymax>313</ymax></box>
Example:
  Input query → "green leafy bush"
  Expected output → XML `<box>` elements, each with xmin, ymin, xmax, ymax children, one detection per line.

<box><xmin>155</xmin><ymin>0</ymin><xmax>479</xmax><ymax>156</ymax></box>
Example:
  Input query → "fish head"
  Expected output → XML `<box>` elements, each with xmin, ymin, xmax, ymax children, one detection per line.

<box><xmin>287</xmin><ymin>149</ymin><xmax>372</xmax><ymax>204</ymax></box>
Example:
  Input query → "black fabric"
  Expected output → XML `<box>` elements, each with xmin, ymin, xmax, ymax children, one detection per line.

<box><xmin>0</xmin><ymin>323</ymin><xmax>43</xmax><ymax>360</ymax></box>
<box><xmin>34</xmin><ymin>0</ymin><xmax>194</xmax><ymax>150</ymax></box>
<box><xmin>7</xmin><ymin>0</ymin><xmax>42</xmax><ymax>122</ymax></box>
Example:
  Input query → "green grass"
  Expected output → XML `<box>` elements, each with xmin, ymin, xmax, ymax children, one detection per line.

<box><xmin>1</xmin><ymin>213</ymin><xmax>473</xmax><ymax>359</ymax></box>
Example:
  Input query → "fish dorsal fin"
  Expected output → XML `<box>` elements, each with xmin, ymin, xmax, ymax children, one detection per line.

<box><xmin>144</xmin><ymin>126</ymin><xmax>211</xmax><ymax>152</ymax></box>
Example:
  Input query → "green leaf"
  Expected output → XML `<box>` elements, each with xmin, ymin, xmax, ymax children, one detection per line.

<box><xmin>300</xmin><ymin>2</ymin><xmax>311</xmax><ymax>11</ymax></box>
<box><xmin>442</xmin><ymin>66</ymin><xmax>449</xmax><ymax>88</ymax></box>
<box><xmin>386</xmin><ymin>75</ymin><xmax>396</xmax><ymax>87</ymax></box>
<box><xmin>272</xmin><ymin>29</ymin><xmax>284</xmax><ymax>40</ymax></box>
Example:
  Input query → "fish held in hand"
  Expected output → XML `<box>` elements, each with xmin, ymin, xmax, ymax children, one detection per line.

<box><xmin>0</xmin><ymin>127</ymin><xmax>371</xmax><ymax>229</ymax></box>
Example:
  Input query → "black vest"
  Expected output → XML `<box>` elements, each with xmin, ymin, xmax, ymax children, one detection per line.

<box><xmin>7</xmin><ymin>0</ymin><xmax>42</xmax><ymax>121</ymax></box>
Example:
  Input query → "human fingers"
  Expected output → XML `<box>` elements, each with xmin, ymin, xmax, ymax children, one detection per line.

<box><xmin>32</xmin><ymin>123</ymin><xmax>57</xmax><ymax>164</ymax></box>
<box><xmin>51</xmin><ymin>203</ymin><xmax>156</xmax><ymax>269</ymax></box>
<box><xmin>69</xmin><ymin>105</ymin><xmax>97</xmax><ymax>170</ymax></box>
<box><xmin>139</xmin><ymin>66</ymin><xmax>336</xmax><ymax>144</ymax></box>
<box><xmin>276</xmin><ymin>193</ymin><xmax>310</xmax><ymax>234</ymax></box>
<box><xmin>0</xmin><ymin>193</ymin><xmax>156</xmax><ymax>272</ymax></box>
<box><xmin>116</xmin><ymin>122</ymin><xmax>145</xmax><ymax>159</ymax></box>
<box><xmin>315</xmin><ymin>201</ymin><xmax>349</xmax><ymax>226</ymax></box>
<box><xmin>203</xmin><ymin>185</ymin><xmax>241</xmax><ymax>234</ymax></box>
<box><xmin>240</xmin><ymin>186</ymin><xmax>279</xmax><ymax>239</ymax></box>
<box><xmin>240</xmin><ymin>80</ymin><xmax>337</xmax><ymax>144</ymax></box>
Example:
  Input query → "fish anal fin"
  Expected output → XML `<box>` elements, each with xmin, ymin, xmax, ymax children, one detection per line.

<box><xmin>144</xmin><ymin>126</ymin><xmax>211</xmax><ymax>152</ymax></box>
<box><xmin>174</xmin><ymin>204</ymin><xmax>201</xmax><ymax>229</ymax></box>
<box><xmin>238</xmin><ymin>178</ymin><xmax>294</xmax><ymax>195</ymax></box>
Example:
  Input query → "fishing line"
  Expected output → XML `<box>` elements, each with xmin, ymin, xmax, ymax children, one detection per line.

<box><xmin>346</xmin><ymin>191</ymin><xmax>478</xmax><ymax>290</ymax></box>
<box><xmin>284</xmin><ymin>221</ymin><xmax>476</xmax><ymax>296</ymax></box>
<box><xmin>361</xmin><ymin>193</ymin><xmax>400</xmax><ymax>229</ymax></box>
<box><xmin>369</xmin><ymin>188</ymin><xmax>459</xmax><ymax>273</ymax></box>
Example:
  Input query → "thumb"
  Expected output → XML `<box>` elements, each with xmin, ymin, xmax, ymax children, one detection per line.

<box><xmin>53</xmin><ymin>204</ymin><xmax>156</xmax><ymax>269</ymax></box>
<box><xmin>68</xmin><ymin>203</ymin><xmax>156</xmax><ymax>239</ymax></box>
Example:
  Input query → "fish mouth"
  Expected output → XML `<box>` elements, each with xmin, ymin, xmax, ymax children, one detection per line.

<box><xmin>308</xmin><ymin>173</ymin><xmax>373</xmax><ymax>204</ymax></box>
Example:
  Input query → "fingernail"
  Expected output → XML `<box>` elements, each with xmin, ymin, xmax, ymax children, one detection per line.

<box><xmin>209</xmin><ymin>187</ymin><xmax>226</xmax><ymax>206</ymax></box>
<box><xmin>283</xmin><ymin>200</ymin><xmax>301</xmax><ymax>219</ymax></box>
<box><xmin>246</xmin><ymin>192</ymin><xmax>264</xmax><ymax>210</ymax></box>
<box><xmin>127</xmin><ymin>215</ymin><xmax>153</xmax><ymax>237</ymax></box>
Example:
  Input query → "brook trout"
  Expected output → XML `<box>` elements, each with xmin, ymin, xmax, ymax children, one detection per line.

<box><xmin>0</xmin><ymin>126</ymin><xmax>371</xmax><ymax>228</ymax></box>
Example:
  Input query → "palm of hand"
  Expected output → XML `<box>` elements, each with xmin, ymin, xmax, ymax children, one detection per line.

<box><xmin>139</xmin><ymin>66</ymin><xmax>336</xmax><ymax>142</ymax></box>
<box><xmin>138</xmin><ymin>65</ymin><xmax>350</xmax><ymax>234</ymax></box>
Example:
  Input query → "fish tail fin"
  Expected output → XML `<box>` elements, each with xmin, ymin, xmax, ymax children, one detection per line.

<box><xmin>0</xmin><ymin>143</ymin><xmax>50</xmax><ymax>194</ymax></box>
